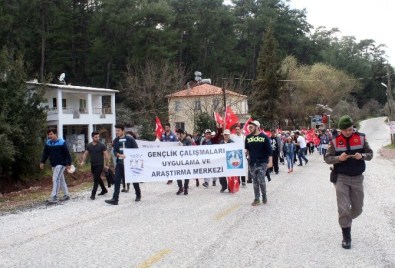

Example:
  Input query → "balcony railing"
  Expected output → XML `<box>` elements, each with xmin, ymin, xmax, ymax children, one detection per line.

<box><xmin>46</xmin><ymin>107</ymin><xmax>112</xmax><ymax>115</ymax></box>
<box><xmin>93</xmin><ymin>107</ymin><xmax>112</xmax><ymax>115</ymax></box>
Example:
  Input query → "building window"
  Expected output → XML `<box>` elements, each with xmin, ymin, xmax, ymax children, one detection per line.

<box><xmin>79</xmin><ymin>99</ymin><xmax>87</xmax><ymax>113</ymax></box>
<box><xmin>175</xmin><ymin>122</ymin><xmax>185</xmax><ymax>130</ymax></box>
<box><xmin>194</xmin><ymin>100</ymin><xmax>201</xmax><ymax>111</ymax></box>
<box><xmin>213</xmin><ymin>98</ymin><xmax>220</xmax><ymax>110</ymax></box>
<box><xmin>175</xmin><ymin>101</ymin><xmax>181</xmax><ymax>112</ymax></box>
<box><xmin>53</xmin><ymin>98</ymin><xmax>67</xmax><ymax>108</ymax></box>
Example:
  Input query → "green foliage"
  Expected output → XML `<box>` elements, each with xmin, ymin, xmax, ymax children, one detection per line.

<box><xmin>278</xmin><ymin>55</ymin><xmax>361</xmax><ymax>129</ymax></box>
<box><xmin>139</xmin><ymin>118</ymin><xmax>156</xmax><ymax>141</ymax></box>
<box><xmin>0</xmin><ymin>0</ymin><xmax>392</xmax><ymax>138</ymax></box>
<box><xmin>251</xmin><ymin>24</ymin><xmax>281</xmax><ymax>127</ymax></box>
<box><xmin>194</xmin><ymin>112</ymin><xmax>216</xmax><ymax>134</ymax></box>
<box><xmin>0</xmin><ymin>49</ymin><xmax>47</xmax><ymax>180</ymax></box>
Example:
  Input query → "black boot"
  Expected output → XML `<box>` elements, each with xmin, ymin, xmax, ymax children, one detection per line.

<box><xmin>184</xmin><ymin>188</ymin><xmax>188</xmax><ymax>195</ymax></box>
<box><xmin>98</xmin><ymin>189</ymin><xmax>108</xmax><ymax>195</ymax></box>
<box><xmin>341</xmin><ymin>227</ymin><xmax>352</xmax><ymax>249</ymax></box>
<box><xmin>105</xmin><ymin>199</ymin><xmax>118</xmax><ymax>205</ymax></box>
<box><xmin>176</xmin><ymin>187</ymin><xmax>183</xmax><ymax>195</ymax></box>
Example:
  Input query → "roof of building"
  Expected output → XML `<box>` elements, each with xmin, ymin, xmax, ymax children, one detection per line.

<box><xmin>26</xmin><ymin>82</ymin><xmax>119</xmax><ymax>93</ymax></box>
<box><xmin>166</xmin><ymin>83</ymin><xmax>247</xmax><ymax>98</ymax></box>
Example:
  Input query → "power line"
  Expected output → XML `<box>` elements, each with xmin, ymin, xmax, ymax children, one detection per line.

<box><xmin>278</xmin><ymin>75</ymin><xmax>388</xmax><ymax>82</ymax></box>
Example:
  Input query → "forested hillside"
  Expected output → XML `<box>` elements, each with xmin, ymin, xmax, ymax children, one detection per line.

<box><xmin>0</xmin><ymin>0</ymin><xmax>393</xmax><ymax>181</ymax></box>
<box><xmin>1</xmin><ymin>0</ymin><xmax>392</xmax><ymax>120</ymax></box>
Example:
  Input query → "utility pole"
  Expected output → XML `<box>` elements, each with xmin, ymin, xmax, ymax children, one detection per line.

<box><xmin>222</xmin><ymin>78</ymin><xmax>227</xmax><ymax>124</ymax></box>
<box><xmin>386</xmin><ymin>64</ymin><xmax>395</xmax><ymax>144</ymax></box>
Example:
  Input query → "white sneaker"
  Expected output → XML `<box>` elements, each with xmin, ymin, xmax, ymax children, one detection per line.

<box><xmin>47</xmin><ymin>197</ymin><xmax>58</xmax><ymax>204</ymax></box>
<box><xmin>59</xmin><ymin>195</ymin><xmax>70</xmax><ymax>201</ymax></box>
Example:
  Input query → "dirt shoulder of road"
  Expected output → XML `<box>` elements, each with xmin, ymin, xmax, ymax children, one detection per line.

<box><xmin>379</xmin><ymin>145</ymin><xmax>395</xmax><ymax>160</ymax></box>
<box><xmin>0</xmin><ymin>170</ymin><xmax>94</xmax><ymax>215</ymax></box>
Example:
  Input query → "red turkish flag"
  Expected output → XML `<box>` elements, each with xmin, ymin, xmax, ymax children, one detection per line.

<box><xmin>322</xmin><ymin>115</ymin><xmax>328</xmax><ymax>124</ymax></box>
<box><xmin>243</xmin><ymin>117</ymin><xmax>253</xmax><ymax>135</ymax></box>
<box><xmin>155</xmin><ymin>116</ymin><xmax>164</xmax><ymax>139</ymax></box>
<box><xmin>214</xmin><ymin>112</ymin><xmax>224</xmax><ymax>125</ymax></box>
<box><xmin>225</xmin><ymin>106</ymin><xmax>239</xmax><ymax>129</ymax></box>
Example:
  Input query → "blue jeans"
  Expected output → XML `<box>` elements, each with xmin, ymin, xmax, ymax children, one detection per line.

<box><xmin>286</xmin><ymin>153</ymin><xmax>294</xmax><ymax>170</ymax></box>
<box><xmin>249</xmin><ymin>163</ymin><xmax>268</xmax><ymax>200</ymax></box>
<box><xmin>298</xmin><ymin>147</ymin><xmax>308</xmax><ymax>164</ymax></box>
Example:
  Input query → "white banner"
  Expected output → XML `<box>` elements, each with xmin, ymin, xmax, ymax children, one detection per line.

<box><xmin>136</xmin><ymin>140</ymin><xmax>179</xmax><ymax>148</ymax></box>
<box><xmin>124</xmin><ymin>143</ymin><xmax>247</xmax><ymax>182</ymax></box>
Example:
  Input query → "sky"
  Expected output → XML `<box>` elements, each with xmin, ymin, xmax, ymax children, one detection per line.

<box><xmin>289</xmin><ymin>0</ymin><xmax>395</xmax><ymax>65</ymax></box>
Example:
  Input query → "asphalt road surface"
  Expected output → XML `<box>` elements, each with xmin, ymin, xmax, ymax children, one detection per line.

<box><xmin>0</xmin><ymin>117</ymin><xmax>394</xmax><ymax>267</ymax></box>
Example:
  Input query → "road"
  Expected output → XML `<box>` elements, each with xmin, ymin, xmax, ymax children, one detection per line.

<box><xmin>0</xmin><ymin>117</ymin><xmax>394</xmax><ymax>267</ymax></box>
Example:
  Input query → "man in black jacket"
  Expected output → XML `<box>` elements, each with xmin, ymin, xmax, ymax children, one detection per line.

<box><xmin>105</xmin><ymin>124</ymin><xmax>141</xmax><ymax>205</ymax></box>
<box><xmin>40</xmin><ymin>128</ymin><xmax>72</xmax><ymax>204</ymax></box>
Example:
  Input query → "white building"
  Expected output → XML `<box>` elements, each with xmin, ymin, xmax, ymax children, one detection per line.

<box><xmin>27</xmin><ymin>82</ymin><xmax>118</xmax><ymax>150</ymax></box>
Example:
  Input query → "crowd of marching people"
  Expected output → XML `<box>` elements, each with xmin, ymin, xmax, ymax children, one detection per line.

<box><xmin>40</xmin><ymin>121</ymin><xmax>345</xmax><ymax>206</ymax></box>
<box><xmin>40</xmin><ymin>115</ymin><xmax>372</xmax><ymax>250</ymax></box>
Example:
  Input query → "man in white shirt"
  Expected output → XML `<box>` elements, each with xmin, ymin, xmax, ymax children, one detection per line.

<box><xmin>230</xmin><ymin>125</ymin><xmax>247</xmax><ymax>187</ymax></box>
<box><xmin>230</xmin><ymin>125</ymin><xmax>245</xmax><ymax>144</ymax></box>
<box><xmin>295</xmin><ymin>131</ymin><xmax>309</xmax><ymax>166</ymax></box>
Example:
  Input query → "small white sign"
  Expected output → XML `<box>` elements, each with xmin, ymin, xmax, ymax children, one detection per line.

<box><xmin>390</xmin><ymin>121</ymin><xmax>395</xmax><ymax>134</ymax></box>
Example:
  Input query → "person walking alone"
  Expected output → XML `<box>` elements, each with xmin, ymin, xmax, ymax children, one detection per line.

<box><xmin>80</xmin><ymin>131</ymin><xmax>110</xmax><ymax>200</ymax></box>
<box><xmin>325</xmin><ymin>115</ymin><xmax>373</xmax><ymax>249</ymax></box>
<box><xmin>40</xmin><ymin>128</ymin><xmax>72</xmax><ymax>204</ymax></box>
<box><xmin>245</xmin><ymin>121</ymin><xmax>273</xmax><ymax>206</ymax></box>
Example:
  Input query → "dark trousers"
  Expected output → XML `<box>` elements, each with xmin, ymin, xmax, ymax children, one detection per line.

<box><xmin>91</xmin><ymin>164</ymin><xmax>106</xmax><ymax>196</ymax></box>
<box><xmin>177</xmin><ymin>179</ymin><xmax>189</xmax><ymax>189</ymax></box>
<box><xmin>113</xmin><ymin>164</ymin><xmax>141</xmax><ymax>201</ymax></box>
<box><xmin>271</xmin><ymin>151</ymin><xmax>279</xmax><ymax>173</ymax></box>
<box><xmin>240</xmin><ymin>176</ymin><xmax>246</xmax><ymax>183</ymax></box>
<box><xmin>294</xmin><ymin>147</ymin><xmax>299</xmax><ymax>163</ymax></box>
<box><xmin>219</xmin><ymin>177</ymin><xmax>227</xmax><ymax>190</ymax></box>
<box><xmin>298</xmin><ymin>147</ymin><xmax>308</xmax><ymax>164</ymax></box>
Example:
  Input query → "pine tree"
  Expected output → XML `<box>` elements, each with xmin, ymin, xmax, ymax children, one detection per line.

<box><xmin>0</xmin><ymin>49</ymin><xmax>47</xmax><ymax>180</ymax></box>
<box><xmin>251</xmin><ymin>24</ymin><xmax>281</xmax><ymax>129</ymax></box>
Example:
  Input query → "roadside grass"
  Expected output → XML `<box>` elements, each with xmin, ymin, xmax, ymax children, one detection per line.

<box><xmin>0</xmin><ymin>164</ymin><xmax>95</xmax><ymax>215</ymax></box>
<box><xmin>0</xmin><ymin>181</ymin><xmax>93</xmax><ymax>215</ymax></box>
<box><xmin>384</xmin><ymin>143</ymin><xmax>395</xmax><ymax>150</ymax></box>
